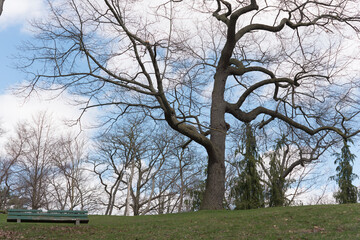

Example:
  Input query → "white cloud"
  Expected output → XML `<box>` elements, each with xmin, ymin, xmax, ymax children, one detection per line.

<box><xmin>0</xmin><ymin>90</ymin><xmax>98</xmax><ymax>150</ymax></box>
<box><xmin>0</xmin><ymin>0</ymin><xmax>46</xmax><ymax>31</ymax></box>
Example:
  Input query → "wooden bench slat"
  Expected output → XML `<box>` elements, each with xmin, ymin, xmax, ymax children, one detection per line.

<box><xmin>47</xmin><ymin>210</ymin><xmax>88</xmax><ymax>214</ymax></box>
<box><xmin>7</xmin><ymin>209</ymin><xmax>42</xmax><ymax>213</ymax></box>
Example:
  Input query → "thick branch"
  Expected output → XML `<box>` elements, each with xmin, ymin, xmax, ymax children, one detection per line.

<box><xmin>233</xmin><ymin>77</ymin><xmax>295</xmax><ymax>108</ymax></box>
<box><xmin>236</xmin><ymin>13</ymin><xmax>360</xmax><ymax>41</ymax></box>
<box><xmin>227</xmin><ymin>105</ymin><xmax>360</xmax><ymax>138</ymax></box>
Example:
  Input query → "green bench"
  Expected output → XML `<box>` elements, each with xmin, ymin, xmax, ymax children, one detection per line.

<box><xmin>7</xmin><ymin>209</ymin><xmax>89</xmax><ymax>225</ymax></box>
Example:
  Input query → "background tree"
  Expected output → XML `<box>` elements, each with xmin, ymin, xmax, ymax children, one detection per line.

<box><xmin>266</xmin><ymin>137</ymin><xmax>288</xmax><ymax>207</ymax></box>
<box><xmin>261</xmin><ymin>128</ymin><xmax>332</xmax><ymax>207</ymax></box>
<box><xmin>123</xmin><ymin>128</ymin><xmax>171</xmax><ymax>216</ymax></box>
<box><xmin>7</xmin><ymin>112</ymin><xmax>56</xmax><ymax>209</ymax></box>
<box><xmin>231</xmin><ymin>124</ymin><xmax>264</xmax><ymax>210</ymax></box>
<box><xmin>225</xmin><ymin>121</ymin><xmax>333</xmax><ymax>208</ymax></box>
<box><xmin>49</xmin><ymin>133</ymin><xmax>97</xmax><ymax>211</ymax></box>
<box><xmin>91</xmin><ymin>118</ymin><xmax>182</xmax><ymax>215</ymax></box>
<box><xmin>0</xmin><ymin>125</ymin><xmax>18</xmax><ymax>210</ymax></box>
<box><xmin>90</xmin><ymin>125</ymin><xmax>131</xmax><ymax>215</ymax></box>
<box><xmin>20</xmin><ymin>0</ymin><xmax>360</xmax><ymax>210</ymax></box>
<box><xmin>0</xmin><ymin>155</ymin><xmax>19</xmax><ymax>210</ymax></box>
<box><xmin>169</xmin><ymin>141</ymin><xmax>203</xmax><ymax>213</ymax></box>
<box><xmin>331</xmin><ymin>138</ymin><xmax>358</xmax><ymax>204</ymax></box>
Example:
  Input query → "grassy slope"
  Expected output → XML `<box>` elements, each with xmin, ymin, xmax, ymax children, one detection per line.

<box><xmin>0</xmin><ymin>204</ymin><xmax>359</xmax><ymax>239</ymax></box>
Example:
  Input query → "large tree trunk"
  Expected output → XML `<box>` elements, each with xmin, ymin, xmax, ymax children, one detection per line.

<box><xmin>201</xmin><ymin>71</ymin><xmax>227</xmax><ymax>210</ymax></box>
<box><xmin>201</xmin><ymin>153</ymin><xmax>226</xmax><ymax>210</ymax></box>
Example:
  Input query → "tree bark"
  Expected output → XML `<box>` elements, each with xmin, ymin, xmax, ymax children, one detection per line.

<box><xmin>201</xmin><ymin>70</ymin><xmax>228</xmax><ymax>210</ymax></box>
<box><xmin>0</xmin><ymin>0</ymin><xmax>4</xmax><ymax>16</ymax></box>
<box><xmin>125</xmin><ymin>160</ymin><xmax>135</xmax><ymax>216</ymax></box>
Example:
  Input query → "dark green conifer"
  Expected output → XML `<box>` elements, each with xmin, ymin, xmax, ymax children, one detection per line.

<box><xmin>232</xmin><ymin>124</ymin><xmax>264</xmax><ymax>210</ymax></box>
<box><xmin>331</xmin><ymin>139</ymin><xmax>358</xmax><ymax>204</ymax></box>
<box><xmin>267</xmin><ymin>135</ymin><xmax>288</xmax><ymax>207</ymax></box>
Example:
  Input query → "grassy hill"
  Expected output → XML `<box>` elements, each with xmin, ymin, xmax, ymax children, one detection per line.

<box><xmin>0</xmin><ymin>204</ymin><xmax>359</xmax><ymax>239</ymax></box>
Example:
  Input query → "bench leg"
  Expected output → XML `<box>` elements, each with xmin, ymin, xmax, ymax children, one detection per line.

<box><xmin>17</xmin><ymin>219</ymin><xmax>21</xmax><ymax>223</ymax></box>
<box><xmin>75</xmin><ymin>220</ymin><xmax>80</xmax><ymax>226</ymax></box>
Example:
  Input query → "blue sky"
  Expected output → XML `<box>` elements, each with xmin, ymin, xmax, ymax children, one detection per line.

<box><xmin>0</xmin><ymin>0</ymin><xmax>96</xmax><ymax>140</ymax></box>
<box><xmin>0</xmin><ymin>0</ymin><xmax>46</xmax><ymax>93</ymax></box>
<box><xmin>0</xmin><ymin>26</ymin><xmax>28</xmax><ymax>93</ymax></box>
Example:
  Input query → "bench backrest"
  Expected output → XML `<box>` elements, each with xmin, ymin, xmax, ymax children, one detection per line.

<box><xmin>47</xmin><ymin>210</ymin><xmax>88</xmax><ymax>214</ymax></box>
<box><xmin>8</xmin><ymin>209</ymin><xmax>42</xmax><ymax>214</ymax></box>
<box><xmin>7</xmin><ymin>209</ymin><xmax>89</xmax><ymax>225</ymax></box>
<box><xmin>7</xmin><ymin>209</ymin><xmax>88</xmax><ymax>217</ymax></box>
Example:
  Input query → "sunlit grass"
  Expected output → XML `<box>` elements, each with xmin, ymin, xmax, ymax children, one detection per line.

<box><xmin>1</xmin><ymin>204</ymin><xmax>359</xmax><ymax>239</ymax></box>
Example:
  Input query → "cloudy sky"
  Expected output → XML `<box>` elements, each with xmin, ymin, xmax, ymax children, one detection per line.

<box><xmin>0</xmin><ymin>0</ymin><xmax>96</xmax><ymax>139</ymax></box>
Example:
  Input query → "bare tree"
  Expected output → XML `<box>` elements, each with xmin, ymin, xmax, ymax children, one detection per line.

<box><xmin>0</xmin><ymin>128</ymin><xmax>8</xmax><ymax>209</ymax></box>
<box><xmin>90</xmin><ymin>132</ymin><xmax>127</xmax><ymax>215</ymax></box>
<box><xmin>0</xmin><ymin>153</ymin><xmax>21</xmax><ymax>210</ymax></box>
<box><xmin>122</xmin><ymin>126</ymin><xmax>205</xmax><ymax>215</ymax></box>
<box><xmin>49</xmin><ymin>133</ymin><xmax>97</xmax><ymax>211</ymax></box>
<box><xmin>20</xmin><ymin>0</ymin><xmax>360</xmax><ymax>209</ymax></box>
<box><xmin>91</xmin><ymin>118</ymin><xmax>180</xmax><ymax>216</ymax></box>
<box><xmin>170</xmin><ymin>144</ymin><xmax>203</xmax><ymax>213</ymax></box>
<box><xmin>0</xmin><ymin>125</ymin><xmax>19</xmax><ymax>210</ymax></box>
<box><xmin>125</xmin><ymin>135</ymin><xmax>170</xmax><ymax>216</ymax></box>
<box><xmin>259</xmin><ymin>130</ymin><xmax>328</xmax><ymax>203</ymax></box>
<box><xmin>7</xmin><ymin>112</ymin><xmax>56</xmax><ymax>209</ymax></box>
<box><xmin>90</xmin><ymin>117</ymin><xmax>153</xmax><ymax>215</ymax></box>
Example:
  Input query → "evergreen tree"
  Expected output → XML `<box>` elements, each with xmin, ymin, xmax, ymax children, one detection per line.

<box><xmin>267</xmin><ymin>136</ymin><xmax>289</xmax><ymax>207</ymax></box>
<box><xmin>331</xmin><ymin>139</ymin><xmax>358</xmax><ymax>204</ymax></box>
<box><xmin>232</xmin><ymin>124</ymin><xmax>264</xmax><ymax>210</ymax></box>
<box><xmin>186</xmin><ymin>180</ymin><xmax>206</xmax><ymax>211</ymax></box>
<box><xmin>268</xmin><ymin>152</ymin><xmax>286</xmax><ymax>207</ymax></box>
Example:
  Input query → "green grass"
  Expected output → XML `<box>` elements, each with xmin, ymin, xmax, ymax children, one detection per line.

<box><xmin>1</xmin><ymin>204</ymin><xmax>360</xmax><ymax>239</ymax></box>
